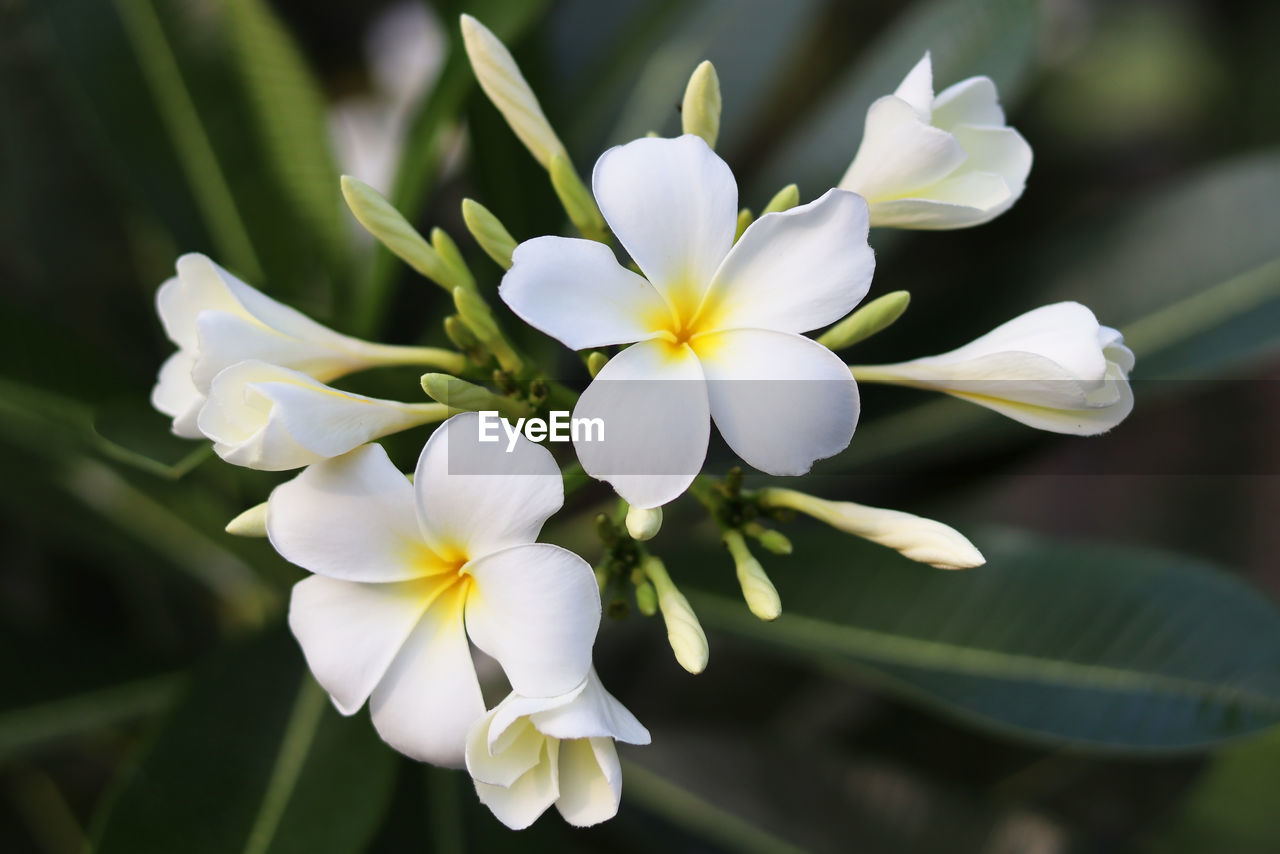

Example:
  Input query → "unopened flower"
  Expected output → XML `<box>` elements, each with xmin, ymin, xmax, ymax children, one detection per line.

<box><xmin>152</xmin><ymin>253</ymin><xmax>461</xmax><ymax>438</ymax></box>
<box><xmin>501</xmin><ymin>134</ymin><xmax>874</xmax><ymax>508</ymax></box>
<box><xmin>466</xmin><ymin>669</ymin><xmax>650</xmax><ymax>829</ymax></box>
<box><xmin>268</xmin><ymin>413</ymin><xmax>600</xmax><ymax>766</ymax></box>
<box><xmin>757</xmin><ymin>488</ymin><xmax>984</xmax><ymax>569</ymax></box>
<box><xmin>839</xmin><ymin>52</ymin><xmax>1032</xmax><ymax>229</ymax></box>
<box><xmin>198</xmin><ymin>360</ymin><xmax>450</xmax><ymax>471</ymax></box>
<box><xmin>851</xmin><ymin>301</ymin><xmax>1134</xmax><ymax>435</ymax></box>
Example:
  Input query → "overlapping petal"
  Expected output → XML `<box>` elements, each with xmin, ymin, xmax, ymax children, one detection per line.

<box><xmin>695</xmin><ymin>329</ymin><xmax>858</xmax><ymax>476</ymax></box>
<box><xmin>572</xmin><ymin>339</ymin><xmax>710</xmax><ymax>509</ymax></box>
<box><xmin>592</xmin><ymin>134</ymin><xmax>737</xmax><ymax>311</ymax></box>
<box><xmin>267</xmin><ymin>443</ymin><xmax>438</xmax><ymax>583</ymax></box>
<box><xmin>555</xmin><ymin>738</ymin><xmax>621</xmax><ymax>827</ymax></box>
<box><xmin>500</xmin><ymin>236</ymin><xmax>670</xmax><ymax>349</ymax></box>
<box><xmin>414</xmin><ymin>412</ymin><xmax>564</xmax><ymax>560</ymax></box>
<box><xmin>701</xmin><ymin>189</ymin><xmax>874</xmax><ymax>334</ymax></box>
<box><xmin>839</xmin><ymin>95</ymin><xmax>966</xmax><ymax>203</ymax></box>
<box><xmin>473</xmin><ymin>742</ymin><xmax>560</xmax><ymax>830</ymax></box>
<box><xmin>464</xmin><ymin>543</ymin><xmax>601</xmax><ymax>698</ymax></box>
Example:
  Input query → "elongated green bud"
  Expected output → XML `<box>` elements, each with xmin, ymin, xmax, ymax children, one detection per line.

<box><xmin>744</xmin><ymin>521</ymin><xmax>792</xmax><ymax>555</ymax></box>
<box><xmin>453</xmin><ymin>287</ymin><xmax>523</xmax><ymax>375</ymax></box>
<box><xmin>550</xmin><ymin>154</ymin><xmax>608</xmax><ymax>243</ymax></box>
<box><xmin>626</xmin><ymin>504</ymin><xmax>662</xmax><ymax>541</ymax></box>
<box><xmin>723</xmin><ymin>530</ymin><xmax>780</xmax><ymax>621</ymax></box>
<box><xmin>226</xmin><ymin>502</ymin><xmax>268</xmax><ymax>537</ymax></box>
<box><xmin>459</xmin><ymin>14</ymin><xmax>568</xmax><ymax>169</ymax></box>
<box><xmin>761</xmin><ymin>183</ymin><xmax>800</xmax><ymax>215</ymax></box>
<box><xmin>586</xmin><ymin>351</ymin><xmax>609</xmax><ymax>378</ymax></box>
<box><xmin>431</xmin><ymin>228</ymin><xmax>475</xmax><ymax>292</ymax></box>
<box><xmin>341</xmin><ymin>176</ymin><xmax>462</xmax><ymax>293</ymax></box>
<box><xmin>443</xmin><ymin>315</ymin><xmax>488</xmax><ymax>365</ymax></box>
<box><xmin>681</xmin><ymin>60</ymin><xmax>721</xmax><ymax>149</ymax></box>
<box><xmin>634</xmin><ymin>579</ymin><xmax>658</xmax><ymax>616</ymax></box>
<box><xmin>735</xmin><ymin>208</ymin><xmax>753</xmax><ymax>242</ymax></box>
<box><xmin>644</xmin><ymin>556</ymin><xmax>708</xmax><ymax>674</ymax></box>
<box><xmin>461</xmin><ymin>198</ymin><xmax>517</xmax><ymax>269</ymax></box>
<box><xmin>420</xmin><ymin>373</ymin><xmax>530</xmax><ymax>420</ymax></box>
<box><xmin>817</xmin><ymin>290</ymin><xmax>911</xmax><ymax>351</ymax></box>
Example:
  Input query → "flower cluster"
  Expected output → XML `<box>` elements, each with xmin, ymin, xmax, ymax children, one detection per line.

<box><xmin>147</xmin><ymin>15</ymin><xmax>1133</xmax><ymax>829</ymax></box>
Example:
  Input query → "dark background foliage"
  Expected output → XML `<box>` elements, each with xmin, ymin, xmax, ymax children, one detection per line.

<box><xmin>1</xmin><ymin>0</ymin><xmax>1278</xmax><ymax>851</ymax></box>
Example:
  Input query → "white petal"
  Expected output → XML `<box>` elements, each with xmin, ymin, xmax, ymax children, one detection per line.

<box><xmin>893</xmin><ymin>53</ymin><xmax>934</xmax><ymax>120</ymax></box>
<box><xmin>865</xmin><ymin>193</ymin><xmax>1008</xmax><ymax>229</ymax></box>
<box><xmin>474</xmin><ymin>741</ymin><xmax>560</xmax><ymax>830</ymax></box>
<box><xmin>839</xmin><ymin>96</ymin><xmax>966</xmax><ymax>203</ymax></box>
<box><xmin>931</xmin><ymin>76</ymin><xmax>1005</xmax><ymax>129</ymax></box>
<box><xmin>484</xmin><ymin>682</ymin><xmax>589</xmax><ymax>753</ymax></box>
<box><xmin>464</xmin><ymin>543</ymin><xmax>600</xmax><ymax>698</ymax></box>
<box><xmin>199</xmin><ymin>361</ymin><xmax>440</xmax><ymax>471</ymax></box>
<box><xmin>572</xmin><ymin>339</ymin><xmax>710</xmax><ymax>509</ymax></box>
<box><xmin>702</xmin><ymin>189</ymin><xmax>874</xmax><ymax>335</ymax></box>
<box><xmin>288</xmin><ymin>574</ymin><xmax>442</xmax><ymax>715</ymax></box>
<box><xmin>530</xmin><ymin>669</ymin><xmax>650</xmax><ymax>745</ymax></box>
<box><xmin>466</xmin><ymin>709</ymin><xmax>547</xmax><ymax>787</ymax></box>
<box><xmin>950</xmin><ymin>124</ymin><xmax>1032</xmax><ymax>196</ymax></box>
<box><xmin>191</xmin><ymin>311</ymin><xmax>361</xmax><ymax>392</ymax></box>
<box><xmin>951</xmin><ymin>381</ymin><xmax>1133</xmax><ymax>435</ymax></box>
<box><xmin>591</xmin><ymin>135</ymin><xmax>736</xmax><ymax>310</ymax></box>
<box><xmin>413</xmin><ymin>412</ymin><xmax>564</xmax><ymax>560</ymax></box>
<box><xmin>694</xmin><ymin>329</ymin><xmax>857</xmax><ymax>476</ymax></box>
<box><xmin>924</xmin><ymin>303</ymin><xmax>1107</xmax><ymax>378</ymax></box>
<box><xmin>267</xmin><ymin>443</ymin><xmax>438</xmax><ymax>582</ymax></box>
<box><xmin>555</xmin><ymin>737</ymin><xmax>621</xmax><ymax>828</ymax></box>
<box><xmin>369</xmin><ymin>585</ymin><xmax>484</xmax><ymax>766</ymax></box>
<box><xmin>500</xmin><ymin>236</ymin><xmax>669</xmax><ymax>349</ymax></box>
<box><xmin>152</xmin><ymin>351</ymin><xmax>205</xmax><ymax>439</ymax></box>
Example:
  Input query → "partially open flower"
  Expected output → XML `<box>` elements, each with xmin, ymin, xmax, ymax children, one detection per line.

<box><xmin>198</xmin><ymin>361</ymin><xmax>450</xmax><ymax>471</ymax></box>
<box><xmin>839</xmin><ymin>52</ymin><xmax>1032</xmax><ymax>229</ymax></box>
<box><xmin>152</xmin><ymin>253</ymin><xmax>460</xmax><ymax>438</ymax></box>
<box><xmin>466</xmin><ymin>669</ymin><xmax>650</xmax><ymax>829</ymax></box>
<box><xmin>268</xmin><ymin>414</ymin><xmax>601</xmax><ymax>766</ymax></box>
<box><xmin>851</xmin><ymin>302</ymin><xmax>1134</xmax><ymax>435</ymax></box>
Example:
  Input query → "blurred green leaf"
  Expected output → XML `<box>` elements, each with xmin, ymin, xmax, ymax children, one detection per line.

<box><xmin>1147</xmin><ymin>727</ymin><xmax>1280</xmax><ymax>854</ymax></box>
<box><xmin>91</xmin><ymin>631</ymin><xmax>396</xmax><ymax>854</ymax></box>
<box><xmin>223</xmin><ymin>0</ymin><xmax>349</xmax><ymax>287</ymax></box>
<box><xmin>756</xmin><ymin>0</ymin><xmax>1044</xmax><ymax>195</ymax></box>
<box><xmin>677</xmin><ymin>528</ymin><xmax>1280</xmax><ymax>751</ymax></box>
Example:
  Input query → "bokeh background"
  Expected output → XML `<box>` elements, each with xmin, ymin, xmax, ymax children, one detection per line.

<box><xmin>3</xmin><ymin>0</ymin><xmax>1279</xmax><ymax>852</ymax></box>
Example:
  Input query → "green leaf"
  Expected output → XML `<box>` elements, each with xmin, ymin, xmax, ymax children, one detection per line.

<box><xmin>1147</xmin><ymin>727</ymin><xmax>1280</xmax><ymax>854</ymax></box>
<box><xmin>755</xmin><ymin>0</ymin><xmax>1044</xmax><ymax>195</ymax></box>
<box><xmin>676</xmin><ymin>528</ymin><xmax>1280</xmax><ymax>751</ymax></box>
<box><xmin>91</xmin><ymin>631</ymin><xmax>396</xmax><ymax>854</ymax></box>
<box><xmin>223</xmin><ymin>0</ymin><xmax>348</xmax><ymax>279</ymax></box>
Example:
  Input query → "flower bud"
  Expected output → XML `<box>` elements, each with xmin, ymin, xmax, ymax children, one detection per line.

<box><xmin>420</xmin><ymin>373</ymin><xmax>529</xmax><ymax>420</ymax></box>
<box><xmin>644</xmin><ymin>556</ymin><xmax>708</xmax><ymax>674</ymax></box>
<box><xmin>431</xmin><ymin>227</ymin><xmax>475</xmax><ymax>291</ymax></box>
<box><xmin>586</xmin><ymin>351</ymin><xmax>609</xmax><ymax>378</ymax></box>
<box><xmin>340</xmin><ymin>176</ymin><xmax>464</xmax><ymax>292</ymax></box>
<box><xmin>724</xmin><ymin>530</ymin><xmax>781</xmax><ymax>621</ymax></box>
<box><xmin>461</xmin><ymin>198</ymin><xmax>517</xmax><ymax>269</ymax></box>
<box><xmin>225</xmin><ymin>502</ymin><xmax>268</xmax><ymax>537</ymax></box>
<box><xmin>757</xmin><ymin>488</ymin><xmax>985</xmax><ymax>570</ymax></box>
<box><xmin>681</xmin><ymin>60</ymin><xmax>721</xmax><ymax>149</ymax></box>
<box><xmin>817</xmin><ymin>290</ymin><xmax>911</xmax><ymax>351</ymax></box>
<box><xmin>625</xmin><ymin>504</ymin><xmax>662</xmax><ymax>541</ymax></box>
<box><xmin>761</xmin><ymin>183</ymin><xmax>799</xmax><ymax>215</ymax></box>
<box><xmin>549</xmin><ymin>154</ymin><xmax>608</xmax><ymax>243</ymax></box>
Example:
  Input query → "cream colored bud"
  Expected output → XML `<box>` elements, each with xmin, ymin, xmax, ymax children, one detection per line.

<box><xmin>226</xmin><ymin>502</ymin><xmax>268</xmax><ymax>537</ymax></box>
<box><xmin>461</xmin><ymin>198</ymin><xmax>517</xmax><ymax>269</ymax></box>
<box><xmin>724</xmin><ymin>530</ymin><xmax>781</xmax><ymax>621</ymax></box>
<box><xmin>681</xmin><ymin>60</ymin><xmax>721</xmax><ymax>149</ymax></box>
<box><xmin>459</xmin><ymin>14</ymin><xmax>568</xmax><ymax>169</ymax></box>
<box><xmin>644</xmin><ymin>557</ymin><xmax>708</xmax><ymax>674</ymax></box>
<box><xmin>758</xmin><ymin>488</ymin><xmax>985</xmax><ymax>570</ymax></box>
<box><xmin>626</xmin><ymin>505</ymin><xmax>663</xmax><ymax>541</ymax></box>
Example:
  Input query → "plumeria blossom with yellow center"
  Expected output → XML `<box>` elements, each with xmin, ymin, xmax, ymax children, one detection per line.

<box><xmin>465</xmin><ymin>668</ymin><xmax>650</xmax><ymax>829</ymax></box>
<box><xmin>197</xmin><ymin>360</ymin><xmax>451</xmax><ymax>471</ymax></box>
<box><xmin>839</xmin><ymin>52</ymin><xmax>1032</xmax><ymax>229</ymax></box>
<box><xmin>851</xmin><ymin>302</ymin><xmax>1134</xmax><ymax>435</ymax></box>
<box><xmin>152</xmin><ymin>252</ymin><xmax>461</xmax><ymax>438</ymax></box>
<box><xmin>501</xmin><ymin>134</ymin><xmax>875</xmax><ymax>509</ymax></box>
<box><xmin>266</xmin><ymin>413</ymin><xmax>601</xmax><ymax>766</ymax></box>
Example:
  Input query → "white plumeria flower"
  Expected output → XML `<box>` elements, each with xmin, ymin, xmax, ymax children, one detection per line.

<box><xmin>501</xmin><ymin>134</ymin><xmax>874</xmax><ymax>509</ymax></box>
<box><xmin>851</xmin><ymin>302</ymin><xmax>1135</xmax><ymax>435</ymax></box>
<box><xmin>152</xmin><ymin>253</ymin><xmax>459</xmax><ymax>439</ymax></box>
<box><xmin>465</xmin><ymin>668</ymin><xmax>650</xmax><ymax>829</ymax></box>
<box><xmin>267</xmin><ymin>413</ymin><xmax>601</xmax><ymax>766</ymax></box>
<box><xmin>198</xmin><ymin>360</ymin><xmax>450</xmax><ymax>471</ymax></box>
<box><xmin>839</xmin><ymin>52</ymin><xmax>1032</xmax><ymax>229</ymax></box>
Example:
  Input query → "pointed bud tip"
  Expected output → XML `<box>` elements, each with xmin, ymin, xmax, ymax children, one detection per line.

<box><xmin>226</xmin><ymin>503</ymin><xmax>269</xmax><ymax>537</ymax></box>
